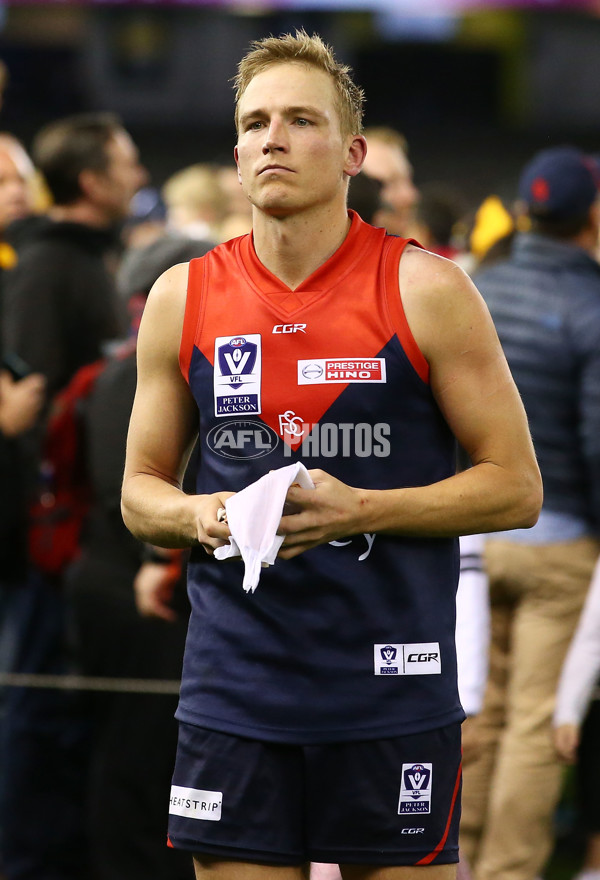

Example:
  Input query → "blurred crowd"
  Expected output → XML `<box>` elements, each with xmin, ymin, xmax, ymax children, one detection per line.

<box><xmin>0</xmin><ymin>54</ymin><xmax>600</xmax><ymax>880</ymax></box>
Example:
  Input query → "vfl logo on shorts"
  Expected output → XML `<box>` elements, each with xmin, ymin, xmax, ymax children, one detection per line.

<box><xmin>169</xmin><ymin>785</ymin><xmax>222</xmax><ymax>821</ymax></box>
<box><xmin>373</xmin><ymin>643</ymin><xmax>441</xmax><ymax>675</ymax></box>
<box><xmin>214</xmin><ymin>334</ymin><xmax>261</xmax><ymax>417</ymax></box>
<box><xmin>398</xmin><ymin>763</ymin><xmax>432</xmax><ymax>815</ymax></box>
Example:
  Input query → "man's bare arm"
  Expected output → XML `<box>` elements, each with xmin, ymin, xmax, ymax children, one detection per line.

<box><xmin>121</xmin><ymin>262</ymin><xmax>231</xmax><ymax>552</ymax></box>
<box><xmin>278</xmin><ymin>249</ymin><xmax>542</xmax><ymax>555</ymax></box>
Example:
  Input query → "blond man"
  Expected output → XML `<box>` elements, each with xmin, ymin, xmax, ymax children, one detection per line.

<box><xmin>122</xmin><ymin>31</ymin><xmax>541</xmax><ymax>880</ymax></box>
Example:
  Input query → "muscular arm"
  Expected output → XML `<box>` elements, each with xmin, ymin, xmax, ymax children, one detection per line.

<box><xmin>279</xmin><ymin>248</ymin><xmax>542</xmax><ymax>555</ymax></box>
<box><xmin>121</xmin><ymin>262</ymin><xmax>231</xmax><ymax>551</ymax></box>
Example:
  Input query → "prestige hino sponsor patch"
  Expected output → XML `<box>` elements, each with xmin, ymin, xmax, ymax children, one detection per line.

<box><xmin>374</xmin><ymin>642</ymin><xmax>441</xmax><ymax>675</ymax></box>
<box><xmin>297</xmin><ymin>358</ymin><xmax>386</xmax><ymax>385</ymax></box>
<box><xmin>214</xmin><ymin>334</ymin><xmax>262</xmax><ymax>416</ymax></box>
<box><xmin>169</xmin><ymin>785</ymin><xmax>222</xmax><ymax>821</ymax></box>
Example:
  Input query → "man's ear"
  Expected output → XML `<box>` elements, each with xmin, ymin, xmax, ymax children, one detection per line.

<box><xmin>78</xmin><ymin>168</ymin><xmax>102</xmax><ymax>202</ymax></box>
<box><xmin>233</xmin><ymin>146</ymin><xmax>243</xmax><ymax>185</ymax></box>
<box><xmin>344</xmin><ymin>135</ymin><xmax>367</xmax><ymax>179</ymax></box>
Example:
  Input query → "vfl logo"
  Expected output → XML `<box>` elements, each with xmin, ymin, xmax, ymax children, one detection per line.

<box><xmin>380</xmin><ymin>645</ymin><xmax>397</xmax><ymax>664</ymax></box>
<box><xmin>404</xmin><ymin>764</ymin><xmax>431</xmax><ymax>795</ymax></box>
<box><xmin>214</xmin><ymin>333</ymin><xmax>262</xmax><ymax>417</ymax></box>
<box><xmin>278</xmin><ymin>410</ymin><xmax>305</xmax><ymax>439</ymax></box>
<box><xmin>398</xmin><ymin>763</ymin><xmax>432</xmax><ymax>815</ymax></box>
<box><xmin>218</xmin><ymin>337</ymin><xmax>257</xmax><ymax>389</ymax></box>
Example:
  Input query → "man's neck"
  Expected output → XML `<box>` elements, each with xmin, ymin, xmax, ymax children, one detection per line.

<box><xmin>251</xmin><ymin>203</ymin><xmax>352</xmax><ymax>290</ymax></box>
<box><xmin>572</xmin><ymin>225</ymin><xmax>600</xmax><ymax>258</ymax></box>
<box><xmin>49</xmin><ymin>202</ymin><xmax>112</xmax><ymax>229</ymax></box>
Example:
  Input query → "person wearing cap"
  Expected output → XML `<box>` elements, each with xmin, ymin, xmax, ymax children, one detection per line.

<box><xmin>460</xmin><ymin>146</ymin><xmax>600</xmax><ymax>880</ymax></box>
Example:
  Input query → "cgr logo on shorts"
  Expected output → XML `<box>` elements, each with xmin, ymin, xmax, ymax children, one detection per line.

<box><xmin>398</xmin><ymin>763</ymin><xmax>432</xmax><ymax>815</ymax></box>
<box><xmin>169</xmin><ymin>785</ymin><xmax>222</xmax><ymax>821</ymax></box>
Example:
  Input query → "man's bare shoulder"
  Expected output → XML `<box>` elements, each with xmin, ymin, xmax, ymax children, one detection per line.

<box><xmin>138</xmin><ymin>261</ymin><xmax>191</xmax><ymax>356</ymax></box>
<box><xmin>399</xmin><ymin>245</ymin><xmax>495</xmax><ymax>361</ymax></box>
<box><xmin>401</xmin><ymin>244</ymin><xmax>474</xmax><ymax>301</ymax></box>
<box><xmin>146</xmin><ymin>261</ymin><xmax>190</xmax><ymax>308</ymax></box>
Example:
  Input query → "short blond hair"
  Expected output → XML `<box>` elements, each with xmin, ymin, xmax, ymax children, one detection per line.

<box><xmin>233</xmin><ymin>29</ymin><xmax>364</xmax><ymax>139</ymax></box>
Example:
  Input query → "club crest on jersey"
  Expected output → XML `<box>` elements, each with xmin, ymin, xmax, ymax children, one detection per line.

<box><xmin>398</xmin><ymin>764</ymin><xmax>432</xmax><ymax>814</ymax></box>
<box><xmin>214</xmin><ymin>334</ymin><xmax>262</xmax><ymax>417</ymax></box>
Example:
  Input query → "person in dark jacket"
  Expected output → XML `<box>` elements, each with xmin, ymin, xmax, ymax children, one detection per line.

<box><xmin>460</xmin><ymin>147</ymin><xmax>600</xmax><ymax>880</ymax></box>
<box><xmin>64</xmin><ymin>237</ymin><xmax>211</xmax><ymax>880</ymax></box>
<box><xmin>0</xmin><ymin>113</ymin><xmax>146</xmax><ymax>880</ymax></box>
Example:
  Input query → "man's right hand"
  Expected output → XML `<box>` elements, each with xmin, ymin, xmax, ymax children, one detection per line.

<box><xmin>0</xmin><ymin>369</ymin><xmax>45</xmax><ymax>437</ymax></box>
<box><xmin>553</xmin><ymin>722</ymin><xmax>580</xmax><ymax>764</ymax></box>
<box><xmin>194</xmin><ymin>491</ymin><xmax>235</xmax><ymax>555</ymax></box>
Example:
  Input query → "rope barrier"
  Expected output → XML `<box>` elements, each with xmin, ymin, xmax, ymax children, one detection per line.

<box><xmin>0</xmin><ymin>673</ymin><xmax>180</xmax><ymax>694</ymax></box>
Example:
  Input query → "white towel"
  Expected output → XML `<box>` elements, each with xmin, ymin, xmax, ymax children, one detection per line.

<box><xmin>214</xmin><ymin>462</ymin><xmax>315</xmax><ymax>592</ymax></box>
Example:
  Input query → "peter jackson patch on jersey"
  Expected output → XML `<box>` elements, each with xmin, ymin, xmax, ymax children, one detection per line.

<box><xmin>214</xmin><ymin>334</ymin><xmax>262</xmax><ymax>416</ymax></box>
<box><xmin>374</xmin><ymin>643</ymin><xmax>441</xmax><ymax>675</ymax></box>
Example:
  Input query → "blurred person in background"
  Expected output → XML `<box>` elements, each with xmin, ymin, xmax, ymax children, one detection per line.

<box><xmin>0</xmin><ymin>132</ymin><xmax>45</xmax><ymax>871</ymax></box>
<box><xmin>216</xmin><ymin>160</ymin><xmax>253</xmax><ymax>240</ymax></box>
<box><xmin>162</xmin><ymin>163</ymin><xmax>227</xmax><ymax>244</ymax></box>
<box><xmin>0</xmin><ymin>130</ymin><xmax>46</xmax><ymax>638</ymax></box>
<box><xmin>460</xmin><ymin>146</ymin><xmax>600</xmax><ymax>880</ymax></box>
<box><xmin>346</xmin><ymin>170</ymin><xmax>383</xmax><ymax>224</ymax></box>
<box><xmin>468</xmin><ymin>195</ymin><xmax>515</xmax><ymax>272</ymax></box>
<box><xmin>3</xmin><ymin>112</ymin><xmax>147</xmax><ymax>396</ymax></box>
<box><xmin>361</xmin><ymin>126</ymin><xmax>419</xmax><ymax>236</ymax></box>
<box><xmin>122</xmin><ymin>185</ymin><xmax>168</xmax><ymax>251</ymax></box>
<box><xmin>407</xmin><ymin>181</ymin><xmax>469</xmax><ymax>264</ymax></box>
<box><xmin>554</xmin><ymin>555</ymin><xmax>600</xmax><ymax>880</ymax></box>
<box><xmin>0</xmin><ymin>61</ymin><xmax>8</xmax><ymax>112</ymax></box>
<box><xmin>117</xmin><ymin>163</ymin><xmax>222</xmax><ymax>317</ymax></box>
<box><xmin>0</xmin><ymin>111</ymin><xmax>147</xmax><ymax>880</ymax></box>
<box><xmin>64</xmin><ymin>238</ymin><xmax>212</xmax><ymax>880</ymax></box>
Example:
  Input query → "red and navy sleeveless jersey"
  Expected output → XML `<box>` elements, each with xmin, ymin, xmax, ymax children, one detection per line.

<box><xmin>177</xmin><ymin>210</ymin><xmax>463</xmax><ymax>744</ymax></box>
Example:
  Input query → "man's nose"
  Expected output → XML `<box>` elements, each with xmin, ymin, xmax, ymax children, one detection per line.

<box><xmin>262</xmin><ymin>119</ymin><xmax>287</xmax><ymax>154</ymax></box>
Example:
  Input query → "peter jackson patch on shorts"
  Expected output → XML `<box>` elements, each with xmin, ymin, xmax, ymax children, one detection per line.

<box><xmin>398</xmin><ymin>763</ymin><xmax>432</xmax><ymax>815</ymax></box>
<box><xmin>169</xmin><ymin>785</ymin><xmax>222</xmax><ymax>821</ymax></box>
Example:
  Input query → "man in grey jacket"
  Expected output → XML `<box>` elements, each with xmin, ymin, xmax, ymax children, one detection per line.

<box><xmin>460</xmin><ymin>146</ymin><xmax>600</xmax><ymax>880</ymax></box>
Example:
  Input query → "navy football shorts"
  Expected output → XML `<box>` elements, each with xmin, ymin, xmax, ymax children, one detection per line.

<box><xmin>167</xmin><ymin>721</ymin><xmax>462</xmax><ymax>866</ymax></box>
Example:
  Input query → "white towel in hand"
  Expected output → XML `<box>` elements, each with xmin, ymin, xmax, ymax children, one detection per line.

<box><xmin>214</xmin><ymin>462</ymin><xmax>315</xmax><ymax>593</ymax></box>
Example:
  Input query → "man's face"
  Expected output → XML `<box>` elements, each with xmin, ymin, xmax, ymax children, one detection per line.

<box><xmin>95</xmin><ymin>129</ymin><xmax>148</xmax><ymax>223</ymax></box>
<box><xmin>0</xmin><ymin>149</ymin><xmax>31</xmax><ymax>231</ymax></box>
<box><xmin>361</xmin><ymin>138</ymin><xmax>419</xmax><ymax>236</ymax></box>
<box><xmin>234</xmin><ymin>62</ymin><xmax>357</xmax><ymax>219</ymax></box>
